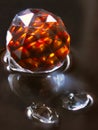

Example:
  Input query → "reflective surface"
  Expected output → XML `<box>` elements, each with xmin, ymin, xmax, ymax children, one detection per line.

<box><xmin>61</xmin><ymin>92</ymin><xmax>93</xmax><ymax>111</ymax></box>
<box><xmin>0</xmin><ymin>0</ymin><xmax>98</xmax><ymax>130</ymax></box>
<box><xmin>0</xmin><ymin>49</ymin><xmax>97</xmax><ymax>130</ymax></box>
<box><xmin>26</xmin><ymin>102</ymin><xmax>59</xmax><ymax>124</ymax></box>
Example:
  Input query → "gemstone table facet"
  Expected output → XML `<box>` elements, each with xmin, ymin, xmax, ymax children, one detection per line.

<box><xmin>6</xmin><ymin>8</ymin><xmax>70</xmax><ymax>73</ymax></box>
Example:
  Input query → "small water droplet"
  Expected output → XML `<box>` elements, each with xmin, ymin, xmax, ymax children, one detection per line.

<box><xmin>26</xmin><ymin>102</ymin><xmax>59</xmax><ymax>124</ymax></box>
<box><xmin>61</xmin><ymin>92</ymin><xmax>93</xmax><ymax>111</ymax></box>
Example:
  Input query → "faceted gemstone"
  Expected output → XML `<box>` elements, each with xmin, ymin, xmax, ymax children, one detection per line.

<box><xmin>6</xmin><ymin>8</ymin><xmax>70</xmax><ymax>73</ymax></box>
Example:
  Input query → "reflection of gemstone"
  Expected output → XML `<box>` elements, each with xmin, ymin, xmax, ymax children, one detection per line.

<box><xmin>6</xmin><ymin>8</ymin><xmax>70</xmax><ymax>73</ymax></box>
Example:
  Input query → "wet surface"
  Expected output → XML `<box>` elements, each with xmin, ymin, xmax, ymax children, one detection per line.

<box><xmin>0</xmin><ymin>0</ymin><xmax>98</xmax><ymax>130</ymax></box>
<box><xmin>26</xmin><ymin>102</ymin><xmax>59</xmax><ymax>124</ymax></box>
<box><xmin>0</xmin><ymin>48</ymin><xmax>98</xmax><ymax>130</ymax></box>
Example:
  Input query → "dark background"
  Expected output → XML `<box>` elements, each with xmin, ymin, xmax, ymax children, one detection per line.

<box><xmin>0</xmin><ymin>0</ymin><xmax>85</xmax><ymax>48</ymax></box>
<box><xmin>0</xmin><ymin>0</ymin><xmax>98</xmax><ymax>130</ymax></box>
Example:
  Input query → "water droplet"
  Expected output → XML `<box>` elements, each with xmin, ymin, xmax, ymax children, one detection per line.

<box><xmin>61</xmin><ymin>92</ymin><xmax>93</xmax><ymax>111</ymax></box>
<box><xmin>26</xmin><ymin>102</ymin><xmax>59</xmax><ymax>124</ymax></box>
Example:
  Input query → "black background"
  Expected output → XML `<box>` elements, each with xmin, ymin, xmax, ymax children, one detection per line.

<box><xmin>0</xmin><ymin>0</ymin><xmax>98</xmax><ymax>130</ymax></box>
<box><xmin>0</xmin><ymin>0</ymin><xmax>85</xmax><ymax>48</ymax></box>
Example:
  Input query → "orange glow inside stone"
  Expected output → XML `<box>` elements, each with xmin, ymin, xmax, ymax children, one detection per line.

<box><xmin>7</xmin><ymin>8</ymin><xmax>70</xmax><ymax>73</ymax></box>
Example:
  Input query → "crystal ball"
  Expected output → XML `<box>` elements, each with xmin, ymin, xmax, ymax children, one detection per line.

<box><xmin>6</xmin><ymin>8</ymin><xmax>70</xmax><ymax>73</ymax></box>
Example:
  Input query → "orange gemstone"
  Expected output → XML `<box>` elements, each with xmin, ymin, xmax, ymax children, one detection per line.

<box><xmin>6</xmin><ymin>9</ymin><xmax>70</xmax><ymax>73</ymax></box>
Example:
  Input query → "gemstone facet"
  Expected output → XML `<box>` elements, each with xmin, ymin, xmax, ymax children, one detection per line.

<box><xmin>6</xmin><ymin>8</ymin><xmax>70</xmax><ymax>73</ymax></box>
